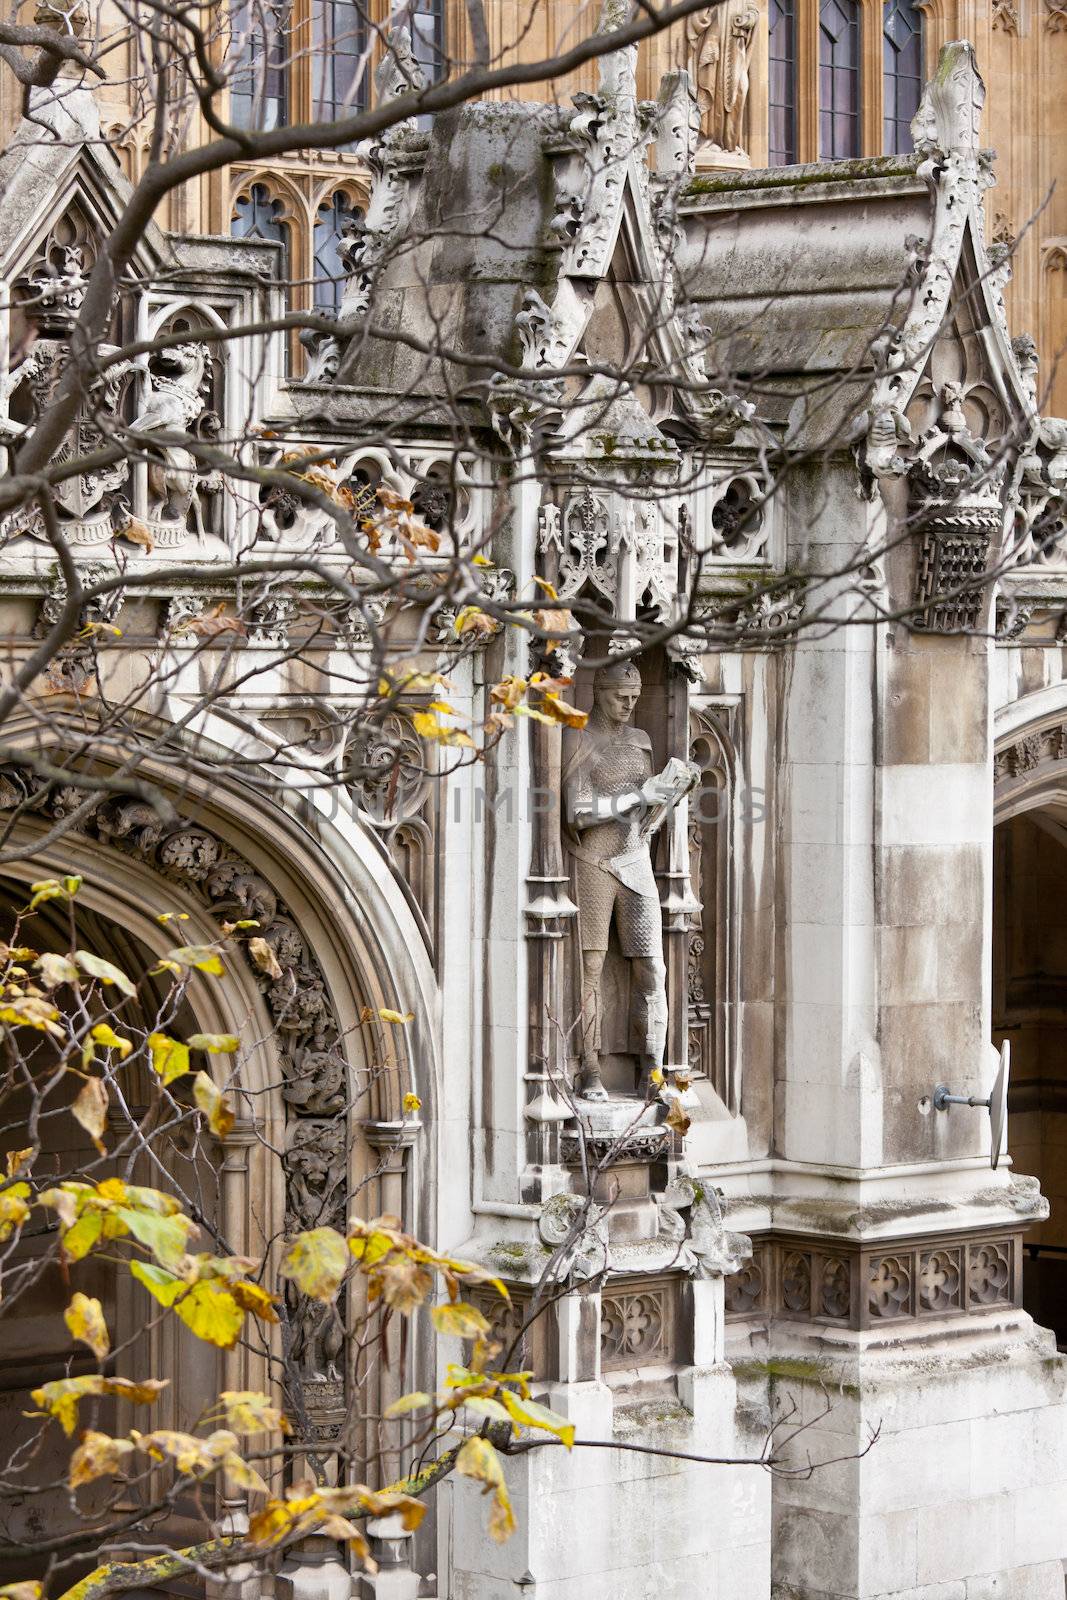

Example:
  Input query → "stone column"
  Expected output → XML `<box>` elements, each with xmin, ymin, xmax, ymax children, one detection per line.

<box><xmin>733</xmin><ymin>465</ymin><xmax>1067</xmax><ymax>1600</ymax></box>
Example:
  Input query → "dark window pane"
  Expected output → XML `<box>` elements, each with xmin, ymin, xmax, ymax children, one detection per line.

<box><xmin>768</xmin><ymin>0</ymin><xmax>797</xmax><ymax>165</ymax></box>
<box><xmin>313</xmin><ymin>0</ymin><xmax>369</xmax><ymax>130</ymax></box>
<box><xmin>230</xmin><ymin>0</ymin><xmax>289</xmax><ymax>130</ymax></box>
<box><xmin>314</xmin><ymin>191</ymin><xmax>364</xmax><ymax>309</ymax></box>
<box><xmin>882</xmin><ymin>0</ymin><xmax>922</xmax><ymax>154</ymax></box>
<box><xmin>818</xmin><ymin>0</ymin><xmax>861</xmax><ymax>159</ymax></box>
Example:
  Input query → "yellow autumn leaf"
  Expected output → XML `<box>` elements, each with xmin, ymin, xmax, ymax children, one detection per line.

<box><xmin>217</xmin><ymin>1390</ymin><xmax>289</xmax><ymax>1435</ymax></box>
<box><xmin>279</xmin><ymin>1227</ymin><xmax>349</xmax><ymax>1301</ymax></box>
<box><xmin>129</xmin><ymin>1262</ymin><xmax>245</xmax><ymax>1348</ymax></box>
<box><xmin>186</xmin><ymin>1033</ymin><xmax>240</xmax><ymax>1053</ymax></box>
<box><xmin>193</xmin><ymin>1071</ymin><xmax>236</xmax><ymax>1138</ymax></box>
<box><xmin>148</xmin><ymin>1032</ymin><xmax>191</xmax><ymax>1085</ymax></box>
<box><xmin>91</xmin><ymin>1023</ymin><xmax>133</xmax><ymax>1059</ymax></box>
<box><xmin>456</xmin><ymin>1435</ymin><xmax>516</xmax><ymax>1542</ymax></box>
<box><xmin>383</xmin><ymin>1391</ymin><xmax>432</xmax><ymax>1418</ymax></box>
<box><xmin>71</xmin><ymin>1076</ymin><xmax>108</xmax><ymax>1152</ymax></box>
<box><xmin>374</xmin><ymin>1255</ymin><xmax>432</xmax><ymax>1314</ymax></box>
<box><xmin>114</xmin><ymin>1202</ymin><xmax>197</xmax><ymax>1271</ymax></box>
<box><xmin>222</xmin><ymin>1449</ymin><xmax>269</xmax><ymax>1495</ymax></box>
<box><xmin>36</xmin><ymin>951</ymin><xmax>79</xmax><ymax>988</ymax></box>
<box><xmin>64</xmin><ymin>1292</ymin><xmax>110</xmax><ymax>1360</ymax></box>
<box><xmin>230</xmin><ymin>1279</ymin><xmax>281</xmax><ymax>1324</ymax></box>
<box><xmin>431</xmin><ymin>1301</ymin><xmax>492</xmax><ymax>1340</ymax></box>
<box><xmin>0</xmin><ymin>1583</ymin><xmax>43</xmax><ymax>1600</ymax></box>
<box><xmin>247</xmin><ymin>937</ymin><xmax>282</xmax><ymax>979</ymax></box>
<box><xmin>0</xmin><ymin>1182</ymin><xmax>30</xmax><ymax>1241</ymax></box>
<box><xmin>454</xmin><ymin>605</ymin><xmax>499</xmax><ymax>640</ymax></box>
<box><xmin>497</xmin><ymin>1389</ymin><xmax>575</xmax><ymax>1448</ymax></box>
<box><xmin>74</xmin><ymin>950</ymin><xmax>137</xmax><ymax>998</ymax></box>
<box><xmin>29</xmin><ymin>1374</ymin><xmax>167</xmax><ymax>1436</ymax></box>
<box><xmin>69</xmin><ymin>1429</ymin><xmax>135</xmax><ymax>1488</ymax></box>
<box><xmin>6</xmin><ymin>1148</ymin><xmax>33</xmax><ymax>1177</ymax></box>
<box><xmin>537</xmin><ymin>690</ymin><xmax>588</xmax><ymax>729</ymax></box>
<box><xmin>403</xmin><ymin>1092</ymin><xmax>422</xmax><ymax>1114</ymax></box>
<box><xmin>377</xmin><ymin>1008</ymin><xmax>414</xmax><ymax>1025</ymax></box>
<box><xmin>411</xmin><ymin>709</ymin><xmax>476</xmax><ymax>748</ymax></box>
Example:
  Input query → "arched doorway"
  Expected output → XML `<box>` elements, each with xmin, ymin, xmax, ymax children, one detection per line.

<box><xmin>0</xmin><ymin>758</ymin><xmax>440</xmax><ymax>1577</ymax></box>
<box><xmin>993</xmin><ymin>719</ymin><xmax>1067</xmax><ymax>1345</ymax></box>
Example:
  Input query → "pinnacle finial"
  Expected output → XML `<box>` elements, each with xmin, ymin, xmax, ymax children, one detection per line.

<box><xmin>910</xmin><ymin>40</ymin><xmax>985</xmax><ymax>158</ymax></box>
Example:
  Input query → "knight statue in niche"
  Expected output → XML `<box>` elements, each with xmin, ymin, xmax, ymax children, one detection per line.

<box><xmin>562</xmin><ymin>661</ymin><xmax>696</xmax><ymax>1102</ymax></box>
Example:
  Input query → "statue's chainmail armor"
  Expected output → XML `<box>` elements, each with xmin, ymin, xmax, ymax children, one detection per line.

<box><xmin>565</xmin><ymin>730</ymin><xmax>661</xmax><ymax>956</ymax></box>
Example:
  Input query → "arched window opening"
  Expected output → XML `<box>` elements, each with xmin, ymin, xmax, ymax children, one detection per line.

<box><xmin>883</xmin><ymin>0</ymin><xmax>922</xmax><ymax>154</ymax></box>
<box><xmin>314</xmin><ymin>191</ymin><xmax>363</xmax><ymax>309</ymax></box>
<box><xmin>768</xmin><ymin>0</ymin><xmax>798</xmax><ymax>166</ymax></box>
<box><xmin>230</xmin><ymin>0</ymin><xmax>290</xmax><ymax>130</ymax></box>
<box><xmin>232</xmin><ymin>183</ymin><xmax>290</xmax><ymax>273</ymax></box>
<box><xmin>818</xmin><ymin>0</ymin><xmax>861</xmax><ymax>160</ymax></box>
<box><xmin>313</xmin><ymin>0</ymin><xmax>369</xmax><ymax>127</ymax></box>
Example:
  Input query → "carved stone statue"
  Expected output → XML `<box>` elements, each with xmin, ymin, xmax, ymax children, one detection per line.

<box><xmin>682</xmin><ymin>0</ymin><xmax>758</xmax><ymax>158</ymax></box>
<box><xmin>562</xmin><ymin>661</ymin><xmax>695</xmax><ymax>1100</ymax></box>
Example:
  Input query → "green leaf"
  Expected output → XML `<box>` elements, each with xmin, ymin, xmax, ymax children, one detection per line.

<box><xmin>115</xmin><ymin>1205</ymin><xmax>195</xmax><ymax>1271</ymax></box>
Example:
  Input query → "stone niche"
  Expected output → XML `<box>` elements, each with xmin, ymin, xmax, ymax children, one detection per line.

<box><xmin>562</xmin><ymin>643</ymin><xmax>686</xmax><ymax>1097</ymax></box>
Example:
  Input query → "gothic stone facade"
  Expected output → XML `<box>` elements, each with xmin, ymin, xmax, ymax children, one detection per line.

<box><xmin>3</xmin><ymin>34</ymin><xmax>1067</xmax><ymax>1600</ymax></box>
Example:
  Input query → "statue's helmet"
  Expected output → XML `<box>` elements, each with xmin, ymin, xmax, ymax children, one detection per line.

<box><xmin>593</xmin><ymin>659</ymin><xmax>641</xmax><ymax>692</ymax></box>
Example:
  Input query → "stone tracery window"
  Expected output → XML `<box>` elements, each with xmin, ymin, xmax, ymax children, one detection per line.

<box><xmin>232</xmin><ymin>181</ymin><xmax>291</xmax><ymax>268</ymax></box>
<box><xmin>314</xmin><ymin>190</ymin><xmax>362</xmax><ymax>309</ymax></box>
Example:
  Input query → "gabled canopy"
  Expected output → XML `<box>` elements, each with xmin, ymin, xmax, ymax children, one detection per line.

<box><xmin>674</xmin><ymin>41</ymin><xmax>1035</xmax><ymax>452</ymax></box>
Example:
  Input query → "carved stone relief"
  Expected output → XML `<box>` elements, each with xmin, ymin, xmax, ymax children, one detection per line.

<box><xmin>723</xmin><ymin>1232</ymin><xmax>1020</xmax><ymax>1328</ymax></box>
<box><xmin>0</xmin><ymin>769</ymin><xmax>354</xmax><ymax>1439</ymax></box>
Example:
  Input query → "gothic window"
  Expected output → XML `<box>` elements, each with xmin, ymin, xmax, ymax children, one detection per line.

<box><xmin>768</xmin><ymin>0</ymin><xmax>798</xmax><ymax>166</ymax></box>
<box><xmin>314</xmin><ymin>190</ymin><xmax>362</xmax><ymax>309</ymax></box>
<box><xmin>767</xmin><ymin>0</ymin><xmax>922</xmax><ymax>164</ymax></box>
<box><xmin>407</xmin><ymin>0</ymin><xmax>444</xmax><ymax>84</ymax></box>
<box><xmin>819</xmin><ymin>0</ymin><xmax>861</xmax><ymax>159</ymax></box>
<box><xmin>230</xmin><ymin>0</ymin><xmax>290</xmax><ymax>130</ymax></box>
<box><xmin>882</xmin><ymin>0</ymin><xmax>922</xmax><ymax>154</ymax></box>
<box><xmin>229</xmin><ymin>0</ymin><xmax>444</xmax><ymax>128</ymax></box>
<box><xmin>312</xmin><ymin>0</ymin><xmax>369</xmax><ymax>125</ymax></box>
<box><xmin>232</xmin><ymin>183</ymin><xmax>291</xmax><ymax>277</ymax></box>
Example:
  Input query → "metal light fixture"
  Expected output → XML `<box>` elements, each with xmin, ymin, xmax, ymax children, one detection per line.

<box><xmin>933</xmin><ymin>1040</ymin><xmax>1010</xmax><ymax>1170</ymax></box>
